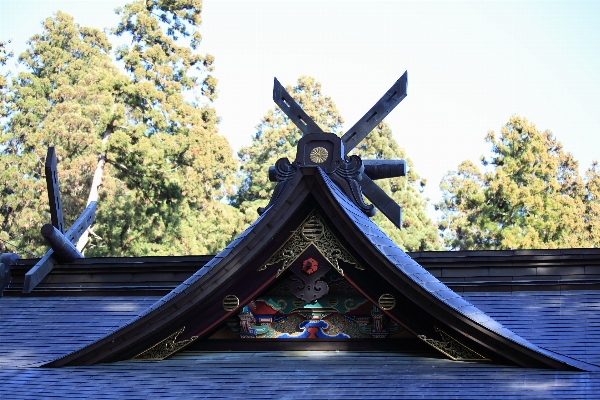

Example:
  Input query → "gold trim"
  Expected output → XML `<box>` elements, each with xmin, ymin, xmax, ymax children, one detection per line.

<box><xmin>418</xmin><ymin>327</ymin><xmax>489</xmax><ymax>361</ymax></box>
<box><xmin>259</xmin><ymin>211</ymin><xmax>363</xmax><ymax>277</ymax></box>
<box><xmin>309</xmin><ymin>147</ymin><xmax>328</xmax><ymax>164</ymax></box>
<box><xmin>131</xmin><ymin>327</ymin><xmax>198</xmax><ymax>361</ymax></box>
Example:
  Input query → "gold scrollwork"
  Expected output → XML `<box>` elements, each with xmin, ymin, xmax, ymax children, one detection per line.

<box><xmin>276</xmin><ymin>299</ymin><xmax>288</xmax><ymax>309</ymax></box>
<box><xmin>259</xmin><ymin>211</ymin><xmax>363</xmax><ymax>277</ymax></box>
<box><xmin>131</xmin><ymin>327</ymin><xmax>198</xmax><ymax>361</ymax></box>
<box><xmin>418</xmin><ymin>327</ymin><xmax>489</xmax><ymax>361</ymax></box>
<box><xmin>292</xmin><ymin>298</ymin><xmax>305</xmax><ymax>308</ymax></box>
<box><xmin>344</xmin><ymin>298</ymin><xmax>356</xmax><ymax>313</ymax></box>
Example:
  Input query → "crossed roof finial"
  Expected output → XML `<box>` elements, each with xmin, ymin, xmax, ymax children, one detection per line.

<box><xmin>21</xmin><ymin>147</ymin><xmax>97</xmax><ymax>293</ymax></box>
<box><xmin>263</xmin><ymin>72</ymin><xmax>409</xmax><ymax>230</ymax></box>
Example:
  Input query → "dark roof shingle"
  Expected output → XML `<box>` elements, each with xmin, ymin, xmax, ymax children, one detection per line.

<box><xmin>0</xmin><ymin>296</ymin><xmax>158</xmax><ymax>367</ymax></box>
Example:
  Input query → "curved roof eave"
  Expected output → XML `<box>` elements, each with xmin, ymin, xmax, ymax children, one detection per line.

<box><xmin>46</xmin><ymin>170</ymin><xmax>314</xmax><ymax>367</ymax></box>
<box><xmin>311</xmin><ymin>167</ymin><xmax>599</xmax><ymax>371</ymax></box>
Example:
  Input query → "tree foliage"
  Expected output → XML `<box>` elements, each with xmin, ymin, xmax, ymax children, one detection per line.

<box><xmin>0</xmin><ymin>1</ymin><xmax>241</xmax><ymax>256</ymax></box>
<box><xmin>0</xmin><ymin>13</ymin><xmax>122</xmax><ymax>255</ymax></box>
<box><xmin>438</xmin><ymin>115</ymin><xmax>600</xmax><ymax>249</ymax></box>
<box><xmin>235</xmin><ymin>76</ymin><xmax>440</xmax><ymax>251</ymax></box>
<box><xmin>584</xmin><ymin>163</ymin><xmax>600</xmax><ymax>244</ymax></box>
<box><xmin>90</xmin><ymin>0</ymin><xmax>238</xmax><ymax>256</ymax></box>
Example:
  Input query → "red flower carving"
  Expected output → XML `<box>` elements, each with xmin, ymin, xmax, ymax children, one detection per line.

<box><xmin>302</xmin><ymin>258</ymin><xmax>319</xmax><ymax>275</ymax></box>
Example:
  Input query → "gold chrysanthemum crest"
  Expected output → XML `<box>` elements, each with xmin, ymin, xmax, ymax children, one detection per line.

<box><xmin>309</xmin><ymin>147</ymin><xmax>328</xmax><ymax>164</ymax></box>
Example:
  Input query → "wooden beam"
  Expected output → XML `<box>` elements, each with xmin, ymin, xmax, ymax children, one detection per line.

<box><xmin>41</xmin><ymin>224</ymin><xmax>83</xmax><ymax>262</ymax></box>
<box><xmin>45</xmin><ymin>147</ymin><xmax>65</xmax><ymax>233</ymax></box>
<box><xmin>23</xmin><ymin>202</ymin><xmax>97</xmax><ymax>293</ymax></box>
<box><xmin>362</xmin><ymin>159</ymin><xmax>407</xmax><ymax>180</ymax></box>
<box><xmin>63</xmin><ymin>201</ymin><xmax>97</xmax><ymax>244</ymax></box>
<box><xmin>22</xmin><ymin>251</ymin><xmax>55</xmax><ymax>294</ymax></box>
<box><xmin>341</xmin><ymin>71</ymin><xmax>407</xmax><ymax>154</ymax></box>
<box><xmin>0</xmin><ymin>253</ymin><xmax>19</xmax><ymax>296</ymax></box>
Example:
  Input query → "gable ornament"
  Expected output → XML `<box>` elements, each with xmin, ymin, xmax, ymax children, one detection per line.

<box><xmin>258</xmin><ymin>212</ymin><xmax>363</xmax><ymax>277</ymax></box>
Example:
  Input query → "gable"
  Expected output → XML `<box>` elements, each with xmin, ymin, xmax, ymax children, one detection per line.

<box><xmin>44</xmin><ymin>167</ymin><xmax>599</xmax><ymax>371</ymax></box>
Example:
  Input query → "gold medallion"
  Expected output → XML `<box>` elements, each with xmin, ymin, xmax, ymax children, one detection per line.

<box><xmin>309</xmin><ymin>147</ymin><xmax>328</xmax><ymax>164</ymax></box>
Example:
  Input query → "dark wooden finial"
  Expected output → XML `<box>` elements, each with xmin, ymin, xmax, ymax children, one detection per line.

<box><xmin>45</xmin><ymin>147</ymin><xmax>64</xmax><ymax>233</ymax></box>
<box><xmin>40</xmin><ymin>224</ymin><xmax>84</xmax><ymax>263</ymax></box>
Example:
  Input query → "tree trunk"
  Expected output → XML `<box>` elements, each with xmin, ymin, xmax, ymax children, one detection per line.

<box><xmin>76</xmin><ymin>127</ymin><xmax>112</xmax><ymax>252</ymax></box>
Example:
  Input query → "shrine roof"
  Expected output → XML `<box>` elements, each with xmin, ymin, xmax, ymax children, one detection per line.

<box><xmin>462</xmin><ymin>290</ymin><xmax>600</xmax><ymax>366</ymax></box>
<box><xmin>315</xmin><ymin>168</ymin><xmax>598</xmax><ymax>370</ymax></box>
<box><xmin>12</xmin><ymin>167</ymin><xmax>590</xmax><ymax>370</ymax></box>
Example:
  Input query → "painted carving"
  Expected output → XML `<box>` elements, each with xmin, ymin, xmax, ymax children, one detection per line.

<box><xmin>210</xmin><ymin>220</ymin><xmax>406</xmax><ymax>341</ymax></box>
<box><xmin>289</xmin><ymin>250</ymin><xmax>331</xmax><ymax>302</ymax></box>
<box><xmin>302</xmin><ymin>258</ymin><xmax>319</xmax><ymax>275</ymax></box>
<box><xmin>208</xmin><ymin>271</ymin><xmax>403</xmax><ymax>340</ymax></box>
<box><xmin>370</xmin><ymin>306</ymin><xmax>388</xmax><ymax>338</ymax></box>
<box><xmin>238</xmin><ymin>305</ymin><xmax>269</xmax><ymax>338</ymax></box>
<box><xmin>278</xmin><ymin>320</ymin><xmax>349</xmax><ymax>339</ymax></box>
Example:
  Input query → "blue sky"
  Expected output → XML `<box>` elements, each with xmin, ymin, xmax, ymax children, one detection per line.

<box><xmin>1</xmin><ymin>1</ymin><xmax>599</xmax><ymax>216</ymax></box>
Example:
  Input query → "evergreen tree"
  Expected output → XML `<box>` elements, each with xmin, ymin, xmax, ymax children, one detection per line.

<box><xmin>438</xmin><ymin>115</ymin><xmax>600</xmax><ymax>249</ymax></box>
<box><xmin>0</xmin><ymin>13</ymin><xmax>122</xmax><ymax>255</ymax></box>
<box><xmin>584</xmin><ymin>163</ymin><xmax>600</xmax><ymax>245</ymax></box>
<box><xmin>0</xmin><ymin>40</ymin><xmax>15</xmax><ymax>253</ymax></box>
<box><xmin>235</xmin><ymin>76</ymin><xmax>440</xmax><ymax>251</ymax></box>
<box><xmin>1</xmin><ymin>1</ymin><xmax>241</xmax><ymax>256</ymax></box>
<box><xmin>89</xmin><ymin>0</ymin><xmax>239</xmax><ymax>256</ymax></box>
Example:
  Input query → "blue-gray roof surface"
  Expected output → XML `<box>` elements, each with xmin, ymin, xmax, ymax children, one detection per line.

<box><xmin>0</xmin><ymin>351</ymin><xmax>598</xmax><ymax>399</ymax></box>
<box><xmin>0</xmin><ymin>281</ymin><xmax>599</xmax><ymax>398</ymax></box>
<box><xmin>0</xmin><ymin>296</ymin><xmax>158</xmax><ymax>367</ymax></box>
<box><xmin>464</xmin><ymin>290</ymin><xmax>600</xmax><ymax>366</ymax></box>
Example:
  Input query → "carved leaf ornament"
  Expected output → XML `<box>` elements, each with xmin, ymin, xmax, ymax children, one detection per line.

<box><xmin>258</xmin><ymin>212</ymin><xmax>363</xmax><ymax>276</ymax></box>
<box><xmin>418</xmin><ymin>327</ymin><xmax>489</xmax><ymax>361</ymax></box>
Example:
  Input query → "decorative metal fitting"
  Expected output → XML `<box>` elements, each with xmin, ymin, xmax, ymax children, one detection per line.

<box><xmin>309</xmin><ymin>147</ymin><xmax>329</xmax><ymax>164</ymax></box>
<box><xmin>222</xmin><ymin>295</ymin><xmax>240</xmax><ymax>312</ymax></box>
<box><xmin>378</xmin><ymin>293</ymin><xmax>396</xmax><ymax>310</ymax></box>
